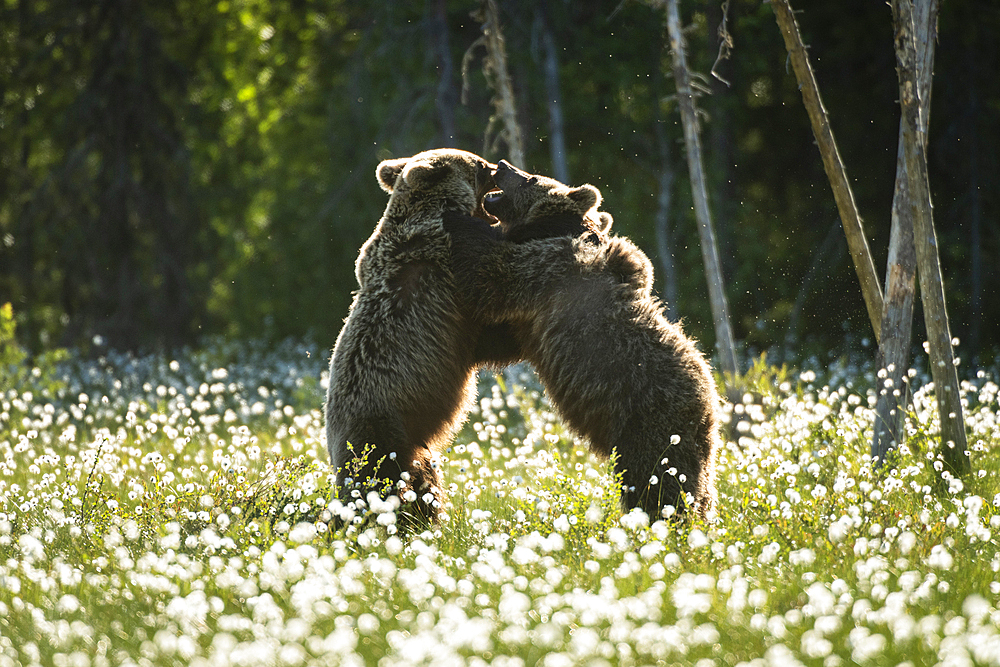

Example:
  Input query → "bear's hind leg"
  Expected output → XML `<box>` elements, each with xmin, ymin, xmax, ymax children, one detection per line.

<box><xmin>395</xmin><ymin>448</ymin><xmax>447</xmax><ymax>531</ymax></box>
<box><xmin>612</xmin><ymin>438</ymin><xmax>692</xmax><ymax>521</ymax></box>
<box><xmin>618</xmin><ymin>460</ymin><xmax>686</xmax><ymax>521</ymax></box>
<box><xmin>332</xmin><ymin>414</ymin><xmax>412</xmax><ymax>508</ymax></box>
<box><xmin>333</xmin><ymin>417</ymin><xmax>450</xmax><ymax>531</ymax></box>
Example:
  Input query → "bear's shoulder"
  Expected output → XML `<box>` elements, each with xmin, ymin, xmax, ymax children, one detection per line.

<box><xmin>603</xmin><ymin>236</ymin><xmax>653</xmax><ymax>295</ymax></box>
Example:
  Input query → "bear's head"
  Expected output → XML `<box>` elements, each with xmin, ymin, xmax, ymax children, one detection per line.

<box><xmin>482</xmin><ymin>160</ymin><xmax>612</xmax><ymax>242</ymax></box>
<box><xmin>375</xmin><ymin>149</ymin><xmax>496</xmax><ymax>218</ymax></box>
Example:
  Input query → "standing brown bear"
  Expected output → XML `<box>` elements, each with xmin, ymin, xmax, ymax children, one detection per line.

<box><xmin>325</xmin><ymin>149</ymin><xmax>519</xmax><ymax>526</ymax></box>
<box><xmin>443</xmin><ymin>161</ymin><xmax>722</xmax><ymax>520</ymax></box>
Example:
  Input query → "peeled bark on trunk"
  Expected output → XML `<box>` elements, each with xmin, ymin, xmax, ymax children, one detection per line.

<box><xmin>481</xmin><ymin>0</ymin><xmax>524</xmax><ymax>167</ymax></box>
<box><xmin>871</xmin><ymin>0</ymin><xmax>937</xmax><ymax>465</ymax></box>
<box><xmin>770</xmin><ymin>0</ymin><xmax>884</xmax><ymax>343</ymax></box>
<box><xmin>891</xmin><ymin>0</ymin><xmax>969</xmax><ymax>477</ymax></box>
<box><xmin>665</xmin><ymin>0</ymin><xmax>739</xmax><ymax>383</ymax></box>
<box><xmin>871</xmin><ymin>168</ymin><xmax>917</xmax><ymax>462</ymax></box>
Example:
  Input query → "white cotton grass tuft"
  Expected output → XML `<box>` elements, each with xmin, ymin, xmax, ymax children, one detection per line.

<box><xmin>1</xmin><ymin>341</ymin><xmax>998</xmax><ymax>666</ymax></box>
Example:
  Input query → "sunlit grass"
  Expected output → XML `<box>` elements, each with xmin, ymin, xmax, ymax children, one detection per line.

<box><xmin>1</xmin><ymin>338</ymin><xmax>999</xmax><ymax>666</ymax></box>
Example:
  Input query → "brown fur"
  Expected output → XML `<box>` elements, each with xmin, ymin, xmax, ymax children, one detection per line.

<box><xmin>325</xmin><ymin>149</ymin><xmax>519</xmax><ymax>527</ymax></box>
<box><xmin>445</xmin><ymin>162</ymin><xmax>721</xmax><ymax>519</ymax></box>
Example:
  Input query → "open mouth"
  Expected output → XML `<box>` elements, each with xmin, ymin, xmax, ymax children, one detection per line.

<box><xmin>475</xmin><ymin>189</ymin><xmax>503</xmax><ymax>224</ymax></box>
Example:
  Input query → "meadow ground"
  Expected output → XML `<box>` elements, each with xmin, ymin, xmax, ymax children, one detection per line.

<box><xmin>1</xmin><ymin>338</ymin><xmax>999</xmax><ymax>666</ymax></box>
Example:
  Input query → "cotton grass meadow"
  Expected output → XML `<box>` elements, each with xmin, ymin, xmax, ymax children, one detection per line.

<box><xmin>2</xmin><ymin>339</ymin><xmax>1000</xmax><ymax>666</ymax></box>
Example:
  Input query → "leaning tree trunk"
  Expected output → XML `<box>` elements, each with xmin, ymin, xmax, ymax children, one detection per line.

<box><xmin>890</xmin><ymin>0</ymin><xmax>970</xmax><ymax>477</ymax></box>
<box><xmin>664</xmin><ymin>0</ymin><xmax>739</xmax><ymax>385</ymax></box>
<box><xmin>770</xmin><ymin>0</ymin><xmax>884</xmax><ymax>343</ymax></box>
<box><xmin>871</xmin><ymin>0</ymin><xmax>938</xmax><ymax>464</ymax></box>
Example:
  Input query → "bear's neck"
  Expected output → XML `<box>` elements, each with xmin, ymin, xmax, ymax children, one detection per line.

<box><xmin>505</xmin><ymin>212</ymin><xmax>595</xmax><ymax>244</ymax></box>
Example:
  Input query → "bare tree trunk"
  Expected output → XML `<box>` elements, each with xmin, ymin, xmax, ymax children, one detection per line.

<box><xmin>664</xmin><ymin>0</ymin><xmax>739</xmax><ymax>384</ymax></box>
<box><xmin>480</xmin><ymin>0</ymin><xmax>525</xmax><ymax>167</ymax></box>
<box><xmin>871</xmin><ymin>0</ymin><xmax>937</xmax><ymax>465</ymax></box>
<box><xmin>890</xmin><ymin>0</ymin><xmax>970</xmax><ymax>477</ymax></box>
<box><xmin>654</xmin><ymin>116</ymin><xmax>679</xmax><ymax>321</ymax></box>
<box><xmin>430</xmin><ymin>0</ymin><xmax>458</xmax><ymax>146</ymax></box>
<box><xmin>536</xmin><ymin>1</ymin><xmax>568</xmax><ymax>183</ymax></box>
<box><xmin>770</xmin><ymin>0</ymin><xmax>884</xmax><ymax>343</ymax></box>
<box><xmin>871</xmin><ymin>155</ymin><xmax>918</xmax><ymax>461</ymax></box>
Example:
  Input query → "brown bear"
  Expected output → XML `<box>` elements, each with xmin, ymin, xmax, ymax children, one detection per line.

<box><xmin>443</xmin><ymin>160</ymin><xmax>721</xmax><ymax>520</ymax></box>
<box><xmin>325</xmin><ymin>149</ymin><xmax>520</xmax><ymax>527</ymax></box>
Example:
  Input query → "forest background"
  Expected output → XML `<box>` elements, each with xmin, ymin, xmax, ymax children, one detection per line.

<box><xmin>1</xmin><ymin>0</ymin><xmax>997</xmax><ymax>366</ymax></box>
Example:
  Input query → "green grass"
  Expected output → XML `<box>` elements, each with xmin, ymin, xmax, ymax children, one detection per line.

<box><xmin>1</xmin><ymin>339</ymin><xmax>999</xmax><ymax>666</ymax></box>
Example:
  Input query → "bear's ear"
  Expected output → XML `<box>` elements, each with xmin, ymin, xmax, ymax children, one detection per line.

<box><xmin>595</xmin><ymin>211</ymin><xmax>614</xmax><ymax>233</ymax></box>
<box><xmin>376</xmin><ymin>158</ymin><xmax>408</xmax><ymax>193</ymax></box>
<box><xmin>402</xmin><ymin>160</ymin><xmax>452</xmax><ymax>190</ymax></box>
<box><xmin>567</xmin><ymin>184</ymin><xmax>601</xmax><ymax>211</ymax></box>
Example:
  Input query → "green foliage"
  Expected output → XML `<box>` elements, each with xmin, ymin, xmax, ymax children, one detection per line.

<box><xmin>2</xmin><ymin>0</ymin><xmax>997</xmax><ymax>357</ymax></box>
<box><xmin>0</xmin><ymin>303</ymin><xmax>69</xmax><ymax>394</ymax></box>
<box><xmin>0</xmin><ymin>303</ymin><xmax>26</xmax><ymax>388</ymax></box>
<box><xmin>739</xmin><ymin>352</ymin><xmax>794</xmax><ymax>397</ymax></box>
